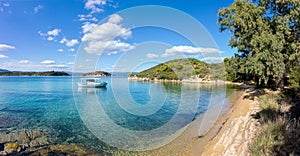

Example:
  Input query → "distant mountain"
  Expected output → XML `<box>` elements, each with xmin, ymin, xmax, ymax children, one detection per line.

<box><xmin>0</xmin><ymin>71</ymin><xmax>70</xmax><ymax>76</ymax></box>
<box><xmin>0</xmin><ymin>68</ymin><xmax>11</xmax><ymax>73</ymax></box>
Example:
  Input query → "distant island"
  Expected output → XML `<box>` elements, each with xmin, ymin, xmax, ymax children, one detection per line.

<box><xmin>81</xmin><ymin>71</ymin><xmax>111</xmax><ymax>76</ymax></box>
<box><xmin>128</xmin><ymin>58</ymin><xmax>225</xmax><ymax>82</ymax></box>
<box><xmin>0</xmin><ymin>70</ymin><xmax>70</xmax><ymax>76</ymax></box>
<box><xmin>0</xmin><ymin>69</ymin><xmax>11</xmax><ymax>73</ymax></box>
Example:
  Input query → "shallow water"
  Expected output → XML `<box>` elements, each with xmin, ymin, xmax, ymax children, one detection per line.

<box><xmin>0</xmin><ymin>76</ymin><xmax>240</xmax><ymax>153</ymax></box>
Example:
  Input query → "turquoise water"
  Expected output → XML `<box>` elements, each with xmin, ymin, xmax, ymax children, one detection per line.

<box><xmin>0</xmin><ymin>76</ymin><xmax>239</xmax><ymax>153</ymax></box>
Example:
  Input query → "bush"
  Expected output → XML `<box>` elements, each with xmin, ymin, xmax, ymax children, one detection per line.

<box><xmin>288</xmin><ymin>66</ymin><xmax>300</xmax><ymax>90</ymax></box>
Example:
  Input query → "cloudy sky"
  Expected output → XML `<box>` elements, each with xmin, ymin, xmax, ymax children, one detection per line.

<box><xmin>0</xmin><ymin>0</ymin><xmax>235</xmax><ymax>72</ymax></box>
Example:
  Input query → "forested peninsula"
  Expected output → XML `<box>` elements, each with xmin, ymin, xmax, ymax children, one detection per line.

<box><xmin>0</xmin><ymin>71</ymin><xmax>70</xmax><ymax>76</ymax></box>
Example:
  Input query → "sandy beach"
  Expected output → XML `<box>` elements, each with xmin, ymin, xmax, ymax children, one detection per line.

<box><xmin>124</xmin><ymin>85</ymin><xmax>256</xmax><ymax>156</ymax></box>
<box><xmin>193</xmin><ymin>87</ymin><xmax>260</xmax><ymax>156</ymax></box>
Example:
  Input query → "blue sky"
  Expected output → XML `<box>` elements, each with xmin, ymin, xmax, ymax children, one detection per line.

<box><xmin>0</xmin><ymin>0</ymin><xmax>235</xmax><ymax>72</ymax></box>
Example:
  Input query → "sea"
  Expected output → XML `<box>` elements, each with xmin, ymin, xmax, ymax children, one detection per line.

<box><xmin>0</xmin><ymin>76</ymin><xmax>241</xmax><ymax>154</ymax></box>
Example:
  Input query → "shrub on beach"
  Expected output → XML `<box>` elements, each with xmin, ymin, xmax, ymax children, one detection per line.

<box><xmin>250</xmin><ymin>93</ymin><xmax>300</xmax><ymax>155</ymax></box>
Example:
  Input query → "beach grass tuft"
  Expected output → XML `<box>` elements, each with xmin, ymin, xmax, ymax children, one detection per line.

<box><xmin>250</xmin><ymin>93</ymin><xmax>300</xmax><ymax>155</ymax></box>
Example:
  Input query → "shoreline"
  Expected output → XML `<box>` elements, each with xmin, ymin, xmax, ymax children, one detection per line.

<box><xmin>127</xmin><ymin>85</ymin><xmax>247</xmax><ymax>156</ymax></box>
<box><xmin>128</xmin><ymin>76</ymin><xmax>243</xmax><ymax>85</ymax></box>
<box><xmin>191</xmin><ymin>87</ymin><xmax>259</xmax><ymax>155</ymax></box>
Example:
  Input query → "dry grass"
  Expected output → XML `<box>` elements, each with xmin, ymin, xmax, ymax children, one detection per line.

<box><xmin>250</xmin><ymin>93</ymin><xmax>300</xmax><ymax>156</ymax></box>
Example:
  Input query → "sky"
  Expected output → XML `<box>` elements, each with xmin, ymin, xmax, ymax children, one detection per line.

<box><xmin>0</xmin><ymin>0</ymin><xmax>236</xmax><ymax>72</ymax></box>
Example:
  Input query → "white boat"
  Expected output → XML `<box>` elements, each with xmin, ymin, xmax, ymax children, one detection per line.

<box><xmin>78</xmin><ymin>78</ymin><xmax>108</xmax><ymax>88</ymax></box>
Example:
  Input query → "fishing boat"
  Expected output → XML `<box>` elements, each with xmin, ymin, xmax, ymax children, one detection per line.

<box><xmin>78</xmin><ymin>78</ymin><xmax>108</xmax><ymax>88</ymax></box>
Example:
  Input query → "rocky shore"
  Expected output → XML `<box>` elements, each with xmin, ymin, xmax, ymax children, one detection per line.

<box><xmin>128</xmin><ymin>76</ymin><xmax>242</xmax><ymax>85</ymax></box>
<box><xmin>0</xmin><ymin>128</ymin><xmax>99</xmax><ymax>155</ymax></box>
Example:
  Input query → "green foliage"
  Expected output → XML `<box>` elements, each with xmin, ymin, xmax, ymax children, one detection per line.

<box><xmin>81</xmin><ymin>71</ymin><xmax>111</xmax><ymax>76</ymax></box>
<box><xmin>0</xmin><ymin>71</ymin><xmax>70</xmax><ymax>76</ymax></box>
<box><xmin>133</xmin><ymin>58</ymin><xmax>210</xmax><ymax>80</ymax></box>
<box><xmin>224</xmin><ymin>56</ymin><xmax>251</xmax><ymax>82</ymax></box>
<box><xmin>219</xmin><ymin>0</ymin><xmax>300</xmax><ymax>88</ymax></box>
<box><xmin>208</xmin><ymin>63</ymin><xmax>226</xmax><ymax>80</ymax></box>
<box><xmin>288</xmin><ymin>66</ymin><xmax>300</xmax><ymax>90</ymax></box>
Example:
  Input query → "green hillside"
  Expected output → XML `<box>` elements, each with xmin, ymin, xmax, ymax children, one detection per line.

<box><xmin>81</xmin><ymin>71</ymin><xmax>111</xmax><ymax>76</ymax></box>
<box><xmin>130</xmin><ymin>58</ymin><xmax>224</xmax><ymax>80</ymax></box>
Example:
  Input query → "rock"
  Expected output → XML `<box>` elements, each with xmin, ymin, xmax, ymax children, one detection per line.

<box><xmin>20</xmin><ymin>144</ymin><xmax>101</xmax><ymax>156</ymax></box>
<box><xmin>26</xmin><ymin>130</ymin><xmax>47</xmax><ymax>140</ymax></box>
<box><xmin>0</xmin><ymin>113</ymin><xmax>21</xmax><ymax>128</ymax></box>
<box><xmin>29</xmin><ymin>136</ymin><xmax>50</xmax><ymax>148</ymax></box>
<box><xmin>15</xmin><ymin>130</ymin><xmax>30</xmax><ymax>145</ymax></box>
<box><xmin>0</xmin><ymin>129</ymin><xmax>52</xmax><ymax>152</ymax></box>
<box><xmin>49</xmin><ymin>144</ymin><xmax>96</xmax><ymax>155</ymax></box>
<box><xmin>0</xmin><ymin>129</ymin><xmax>99</xmax><ymax>155</ymax></box>
<box><xmin>0</xmin><ymin>130</ymin><xmax>30</xmax><ymax>145</ymax></box>
<box><xmin>0</xmin><ymin>151</ymin><xmax>7</xmax><ymax>155</ymax></box>
<box><xmin>4</xmin><ymin>143</ymin><xmax>21</xmax><ymax>154</ymax></box>
<box><xmin>0</xmin><ymin>131</ymin><xmax>16</xmax><ymax>143</ymax></box>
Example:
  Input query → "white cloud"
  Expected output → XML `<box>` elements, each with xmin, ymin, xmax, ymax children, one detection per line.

<box><xmin>68</xmin><ymin>48</ymin><xmax>75</xmax><ymax>52</ymax></box>
<box><xmin>82</xmin><ymin>18</ymin><xmax>131</xmax><ymax>41</ymax></box>
<box><xmin>108</xmin><ymin>14</ymin><xmax>123</xmax><ymax>24</ymax></box>
<box><xmin>84</xmin><ymin>40</ymin><xmax>134</xmax><ymax>55</ymax></box>
<box><xmin>38</xmin><ymin>31</ymin><xmax>45</xmax><ymax>36</ymax></box>
<box><xmin>146</xmin><ymin>53</ymin><xmax>159</xmax><ymax>59</ymax></box>
<box><xmin>39</xmin><ymin>29</ymin><xmax>61</xmax><ymax>42</ymax></box>
<box><xmin>67</xmin><ymin>62</ymin><xmax>74</xmax><ymax>65</ymax></box>
<box><xmin>162</xmin><ymin>46</ymin><xmax>222</xmax><ymax>57</ymax></box>
<box><xmin>47</xmin><ymin>36</ymin><xmax>54</xmax><ymax>41</ymax></box>
<box><xmin>3</xmin><ymin>2</ymin><xmax>9</xmax><ymax>7</ymax></box>
<box><xmin>0</xmin><ymin>2</ymin><xmax>9</xmax><ymax>13</ymax></box>
<box><xmin>82</xmin><ymin>22</ymin><xmax>97</xmax><ymax>33</ymax></box>
<box><xmin>41</xmin><ymin>60</ymin><xmax>55</xmax><ymax>65</ymax></box>
<box><xmin>59</xmin><ymin>38</ymin><xmax>67</xmax><ymax>43</ymax></box>
<box><xmin>84</xmin><ymin>0</ymin><xmax>107</xmax><ymax>14</ymax></box>
<box><xmin>0</xmin><ymin>54</ymin><xmax>8</xmax><ymax>58</ymax></box>
<box><xmin>57</xmin><ymin>49</ymin><xmax>63</xmax><ymax>52</ymax></box>
<box><xmin>47</xmin><ymin>28</ymin><xmax>61</xmax><ymax>36</ymax></box>
<box><xmin>60</xmin><ymin>38</ymin><xmax>79</xmax><ymax>47</ymax></box>
<box><xmin>34</xmin><ymin>5</ymin><xmax>43</xmax><ymax>14</ymax></box>
<box><xmin>0</xmin><ymin>44</ymin><xmax>15</xmax><ymax>51</ymax></box>
<box><xmin>78</xmin><ymin>14</ymin><xmax>98</xmax><ymax>22</ymax></box>
<box><xmin>66</xmin><ymin>39</ymin><xmax>79</xmax><ymax>47</ymax></box>
<box><xmin>82</xmin><ymin>14</ymin><xmax>134</xmax><ymax>55</ymax></box>
<box><xmin>19</xmin><ymin>60</ymin><xmax>30</xmax><ymax>64</ymax></box>
<box><xmin>67</xmin><ymin>39</ymin><xmax>79</xmax><ymax>47</ymax></box>
<box><xmin>47</xmin><ymin>64</ymin><xmax>69</xmax><ymax>69</ymax></box>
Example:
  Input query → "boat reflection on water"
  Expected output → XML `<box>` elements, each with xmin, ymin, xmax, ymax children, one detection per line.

<box><xmin>77</xmin><ymin>87</ymin><xmax>107</xmax><ymax>95</ymax></box>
